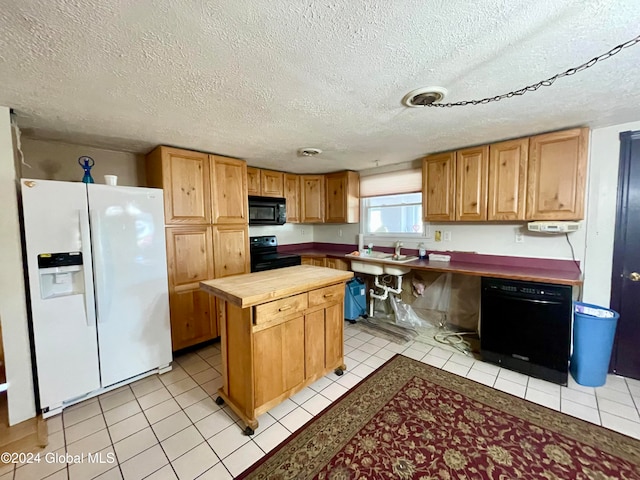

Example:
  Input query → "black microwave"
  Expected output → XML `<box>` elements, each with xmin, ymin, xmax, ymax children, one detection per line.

<box><xmin>248</xmin><ymin>196</ymin><xmax>287</xmax><ymax>225</ymax></box>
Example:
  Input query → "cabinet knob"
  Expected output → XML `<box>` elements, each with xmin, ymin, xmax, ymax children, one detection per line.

<box><xmin>629</xmin><ymin>272</ymin><xmax>640</xmax><ymax>282</ymax></box>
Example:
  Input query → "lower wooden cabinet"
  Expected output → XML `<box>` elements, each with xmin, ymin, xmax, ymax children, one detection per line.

<box><xmin>254</xmin><ymin>315</ymin><xmax>305</xmax><ymax>407</ymax></box>
<box><xmin>326</xmin><ymin>258</ymin><xmax>349</xmax><ymax>271</ymax></box>
<box><xmin>166</xmin><ymin>226</ymin><xmax>217</xmax><ymax>350</ymax></box>
<box><xmin>212</xmin><ymin>224</ymin><xmax>250</xmax><ymax>278</ymax></box>
<box><xmin>169</xmin><ymin>289</ymin><xmax>217</xmax><ymax>351</ymax></box>
<box><xmin>301</xmin><ymin>256</ymin><xmax>349</xmax><ymax>270</ymax></box>
<box><xmin>217</xmin><ymin>282</ymin><xmax>346</xmax><ymax>430</ymax></box>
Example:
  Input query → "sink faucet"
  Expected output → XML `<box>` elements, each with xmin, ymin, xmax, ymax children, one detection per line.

<box><xmin>394</xmin><ymin>241</ymin><xmax>403</xmax><ymax>258</ymax></box>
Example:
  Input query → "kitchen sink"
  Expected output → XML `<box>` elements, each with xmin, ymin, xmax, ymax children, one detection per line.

<box><xmin>383</xmin><ymin>264</ymin><xmax>412</xmax><ymax>276</ymax></box>
<box><xmin>350</xmin><ymin>260</ymin><xmax>385</xmax><ymax>276</ymax></box>
<box><xmin>388</xmin><ymin>255</ymin><xmax>418</xmax><ymax>263</ymax></box>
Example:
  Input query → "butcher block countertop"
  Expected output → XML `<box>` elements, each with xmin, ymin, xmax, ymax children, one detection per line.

<box><xmin>200</xmin><ymin>265</ymin><xmax>354</xmax><ymax>308</ymax></box>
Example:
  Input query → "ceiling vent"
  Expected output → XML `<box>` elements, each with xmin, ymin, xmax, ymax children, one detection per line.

<box><xmin>297</xmin><ymin>148</ymin><xmax>322</xmax><ymax>157</ymax></box>
<box><xmin>402</xmin><ymin>86</ymin><xmax>448</xmax><ymax>107</ymax></box>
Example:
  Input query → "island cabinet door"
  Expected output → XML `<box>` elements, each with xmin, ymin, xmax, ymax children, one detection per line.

<box><xmin>324</xmin><ymin>303</ymin><xmax>344</xmax><ymax>368</ymax></box>
<box><xmin>254</xmin><ymin>316</ymin><xmax>305</xmax><ymax>408</ymax></box>
<box><xmin>305</xmin><ymin>309</ymin><xmax>325</xmax><ymax>379</ymax></box>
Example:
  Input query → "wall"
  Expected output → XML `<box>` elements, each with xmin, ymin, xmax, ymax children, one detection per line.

<box><xmin>20</xmin><ymin>137</ymin><xmax>145</xmax><ymax>186</ymax></box>
<box><xmin>0</xmin><ymin>107</ymin><xmax>36</xmax><ymax>425</ymax></box>
<box><xmin>249</xmin><ymin>223</ymin><xmax>312</xmax><ymax>244</ymax></box>
<box><xmin>582</xmin><ymin>120</ymin><xmax>640</xmax><ymax>306</ymax></box>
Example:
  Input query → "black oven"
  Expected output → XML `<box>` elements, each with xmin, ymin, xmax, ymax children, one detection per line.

<box><xmin>480</xmin><ymin>277</ymin><xmax>573</xmax><ymax>385</ymax></box>
<box><xmin>250</xmin><ymin>235</ymin><xmax>301</xmax><ymax>272</ymax></box>
<box><xmin>248</xmin><ymin>196</ymin><xmax>286</xmax><ymax>225</ymax></box>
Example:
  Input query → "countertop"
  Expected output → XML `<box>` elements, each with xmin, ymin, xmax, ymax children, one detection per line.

<box><xmin>200</xmin><ymin>265</ymin><xmax>354</xmax><ymax>308</ymax></box>
<box><xmin>286</xmin><ymin>246</ymin><xmax>582</xmax><ymax>286</ymax></box>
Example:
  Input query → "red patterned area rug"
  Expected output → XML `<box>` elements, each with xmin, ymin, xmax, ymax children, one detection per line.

<box><xmin>238</xmin><ymin>355</ymin><xmax>640</xmax><ymax>480</ymax></box>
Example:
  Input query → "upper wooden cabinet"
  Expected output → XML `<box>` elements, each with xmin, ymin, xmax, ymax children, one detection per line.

<box><xmin>146</xmin><ymin>146</ymin><xmax>211</xmax><ymax>225</ymax></box>
<box><xmin>300</xmin><ymin>175</ymin><xmax>325</xmax><ymax>223</ymax></box>
<box><xmin>210</xmin><ymin>155</ymin><xmax>248</xmax><ymax>224</ymax></box>
<box><xmin>261</xmin><ymin>170</ymin><xmax>284</xmax><ymax>197</ymax></box>
<box><xmin>526</xmin><ymin>128</ymin><xmax>588</xmax><ymax>220</ymax></box>
<box><xmin>423</xmin><ymin>152</ymin><xmax>456</xmax><ymax>221</ymax></box>
<box><xmin>456</xmin><ymin>146</ymin><xmax>489</xmax><ymax>221</ymax></box>
<box><xmin>246</xmin><ymin>167</ymin><xmax>261</xmax><ymax>196</ymax></box>
<box><xmin>423</xmin><ymin>127</ymin><xmax>588</xmax><ymax>223</ymax></box>
<box><xmin>325</xmin><ymin>171</ymin><xmax>360</xmax><ymax>224</ymax></box>
<box><xmin>488</xmin><ymin>138</ymin><xmax>528</xmax><ymax>221</ymax></box>
<box><xmin>211</xmin><ymin>224</ymin><xmax>250</xmax><ymax>279</ymax></box>
<box><xmin>284</xmin><ymin>174</ymin><xmax>301</xmax><ymax>223</ymax></box>
<box><xmin>246</xmin><ymin>167</ymin><xmax>285</xmax><ymax>197</ymax></box>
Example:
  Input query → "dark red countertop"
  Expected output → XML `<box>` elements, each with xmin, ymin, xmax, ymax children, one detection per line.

<box><xmin>280</xmin><ymin>242</ymin><xmax>582</xmax><ymax>286</ymax></box>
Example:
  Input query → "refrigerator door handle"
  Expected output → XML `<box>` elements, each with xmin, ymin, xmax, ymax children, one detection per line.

<box><xmin>79</xmin><ymin>208</ymin><xmax>97</xmax><ymax>327</ymax></box>
<box><xmin>90</xmin><ymin>209</ymin><xmax>109</xmax><ymax>324</ymax></box>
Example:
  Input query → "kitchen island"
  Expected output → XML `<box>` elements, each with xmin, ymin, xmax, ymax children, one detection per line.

<box><xmin>200</xmin><ymin>265</ymin><xmax>353</xmax><ymax>434</ymax></box>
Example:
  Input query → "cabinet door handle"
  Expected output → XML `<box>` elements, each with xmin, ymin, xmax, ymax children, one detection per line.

<box><xmin>278</xmin><ymin>305</ymin><xmax>292</xmax><ymax>312</ymax></box>
<box><xmin>323</xmin><ymin>293</ymin><xmax>334</xmax><ymax>298</ymax></box>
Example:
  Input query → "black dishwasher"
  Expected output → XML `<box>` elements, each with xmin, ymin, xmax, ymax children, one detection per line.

<box><xmin>480</xmin><ymin>277</ymin><xmax>572</xmax><ymax>385</ymax></box>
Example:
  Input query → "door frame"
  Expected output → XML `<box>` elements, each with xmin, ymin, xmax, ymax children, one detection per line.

<box><xmin>609</xmin><ymin>129</ymin><xmax>640</xmax><ymax>372</ymax></box>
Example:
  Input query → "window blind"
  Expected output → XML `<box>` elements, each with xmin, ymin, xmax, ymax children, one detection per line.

<box><xmin>359</xmin><ymin>168</ymin><xmax>422</xmax><ymax>198</ymax></box>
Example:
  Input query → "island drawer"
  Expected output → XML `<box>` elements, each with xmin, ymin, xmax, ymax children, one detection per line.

<box><xmin>254</xmin><ymin>293</ymin><xmax>308</xmax><ymax>324</ymax></box>
<box><xmin>308</xmin><ymin>283</ymin><xmax>344</xmax><ymax>307</ymax></box>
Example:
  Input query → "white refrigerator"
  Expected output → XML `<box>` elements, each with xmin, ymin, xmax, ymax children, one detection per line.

<box><xmin>21</xmin><ymin>179</ymin><xmax>172</xmax><ymax>416</ymax></box>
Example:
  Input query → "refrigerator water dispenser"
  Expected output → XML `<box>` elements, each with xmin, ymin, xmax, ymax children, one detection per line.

<box><xmin>38</xmin><ymin>252</ymin><xmax>85</xmax><ymax>299</ymax></box>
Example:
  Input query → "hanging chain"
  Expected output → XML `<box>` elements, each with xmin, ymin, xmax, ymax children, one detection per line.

<box><xmin>428</xmin><ymin>34</ymin><xmax>640</xmax><ymax>107</ymax></box>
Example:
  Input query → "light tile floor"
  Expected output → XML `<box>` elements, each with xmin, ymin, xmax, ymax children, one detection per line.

<box><xmin>4</xmin><ymin>322</ymin><xmax>640</xmax><ymax>480</ymax></box>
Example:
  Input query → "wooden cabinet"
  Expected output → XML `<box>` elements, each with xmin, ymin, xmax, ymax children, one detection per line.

<box><xmin>246</xmin><ymin>167</ymin><xmax>285</xmax><ymax>197</ymax></box>
<box><xmin>283</xmin><ymin>174</ymin><xmax>301</xmax><ymax>223</ymax></box>
<box><xmin>246</xmin><ymin>167</ymin><xmax>261</xmax><ymax>196</ymax></box>
<box><xmin>301</xmin><ymin>175</ymin><xmax>325</xmax><ymax>223</ymax></box>
<box><xmin>325</xmin><ymin>171</ymin><xmax>360</xmax><ymax>223</ymax></box>
<box><xmin>261</xmin><ymin>170</ymin><xmax>284</xmax><ymax>197</ymax></box>
<box><xmin>526</xmin><ymin>128</ymin><xmax>588</xmax><ymax>220</ymax></box>
<box><xmin>423</xmin><ymin>128</ymin><xmax>588</xmax><ymax>223</ymax></box>
<box><xmin>456</xmin><ymin>146</ymin><xmax>489</xmax><ymax>221</ymax></box>
<box><xmin>301</xmin><ymin>257</ymin><xmax>349</xmax><ymax>270</ymax></box>
<box><xmin>165</xmin><ymin>226</ymin><xmax>216</xmax><ymax>350</ymax></box>
<box><xmin>202</xmin><ymin>266</ymin><xmax>352</xmax><ymax>432</ymax></box>
<box><xmin>147</xmin><ymin>145</ymin><xmax>250</xmax><ymax>351</ymax></box>
<box><xmin>145</xmin><ymin>146</ymin><xmax>211</xmax><ymax>225</ymax></box>
<box><xmin>326</xmin><ymin>258</ymin><xmax>349</xmax><ymax>271</ymax></box>
<box><xmin>211</xmin><ymin>224</ymin><xmax>250</xmax><ymax>278</ymax></box>
<box><xmin>210</xmin><ymin>155</ymin><xmax>248</xmax><ymax>224</ymax></box>
<box><xmin>488</xmin><ymin>138</ymin><xmax>528</xmax><ymax>221</ymax></box>
<box><xmin>254</xmin><ymin>315</ymin><xmax>305</xmax><ymax>407</ymax></box>
<box><xmin>422</xmin><ymin>152</ymin><xmax>456</xmax><ymax>221</ymax></box>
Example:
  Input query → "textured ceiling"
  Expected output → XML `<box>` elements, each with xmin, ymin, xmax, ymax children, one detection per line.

<box><xmin>1</xmin><ymin>0</ymin><xmax>639</xmax><ymax>173</ymax></box>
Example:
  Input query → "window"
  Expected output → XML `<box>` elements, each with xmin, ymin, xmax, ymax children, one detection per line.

<box><xmin>363</xmin><ymin>193</ymin><xmax>423</xmax><ymax>235</ymax></box>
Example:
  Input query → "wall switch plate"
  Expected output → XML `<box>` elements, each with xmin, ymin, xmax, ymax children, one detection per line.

<box><xmin>338</xmin><ymin>228</ymin><xmax>343</xmax><ymax>237</ymax></box>
<box><xmin>443</xmin><ymin>231</ymin><xmax>451</xmax><ymax>242</ymax></box>
<box><xmin>515</xmin><ymin>232</ymin><xmax>524</xmax><ymax>243</ymax></box>
<box><xmin>435</xmin><ymin>230</ymin><xmax>442</xmax><ymax>242</ymax></box>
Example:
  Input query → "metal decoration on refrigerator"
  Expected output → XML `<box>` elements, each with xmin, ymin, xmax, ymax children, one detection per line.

<box><xmin>21</xmin><ymin>179</ymin><xmax>172</xmax><ymax>416</ymax></box>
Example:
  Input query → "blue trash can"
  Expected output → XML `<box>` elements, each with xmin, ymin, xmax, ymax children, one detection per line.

<box><xmin>344</xmin><ymin>278</ymin><xmax>366</xmax><ymax>321</ymax></box>
<box><xmin>570</xmin><ymin>302</ymin><xmax>619</xmax><ymax>387</ymax></box>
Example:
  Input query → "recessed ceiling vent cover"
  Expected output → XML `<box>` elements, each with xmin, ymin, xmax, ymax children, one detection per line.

<box><xmin>298</xmin><ymin>148</ymin><xmax>322</xmax><ymax>157</ymax></box>
<box><xmin>402</xmin><ymin>86</ymin><xmax>448</xmax><ymax>107</ymax></box>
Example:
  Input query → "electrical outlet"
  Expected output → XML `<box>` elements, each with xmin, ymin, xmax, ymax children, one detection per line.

<box><xmin>515</xmin><ymin>232</ymin><xmax>524</xmax><ymax>243</ymax></box>
<box><xmin>435</xmin><ymin>230</ymin><xmax>442</xmax><ymax>242</ymax></box>
<box><xmin>300</xmin><ymin>229</ymin><xmax>305</xmax><ymax>236</ymax></box>
<box><xmin>338</xmin><ymin>228</ymin><xmax>343</xmax><ymax>237</ymax></box>
<box><xmin>444</xmin><ymin>231</ymin><xmax>451</xmax><ymax>242</ymax></box>
<box><xmin>424</xmin><ymin>225</ymin><xmax>432</xmax><ymax>238</ymax></box>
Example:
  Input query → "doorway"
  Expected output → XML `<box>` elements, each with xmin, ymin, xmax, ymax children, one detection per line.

<box><xmin>610</xmin><ymin>130</ymin><xmax>640</xmax><ymax>379</ymax></box>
